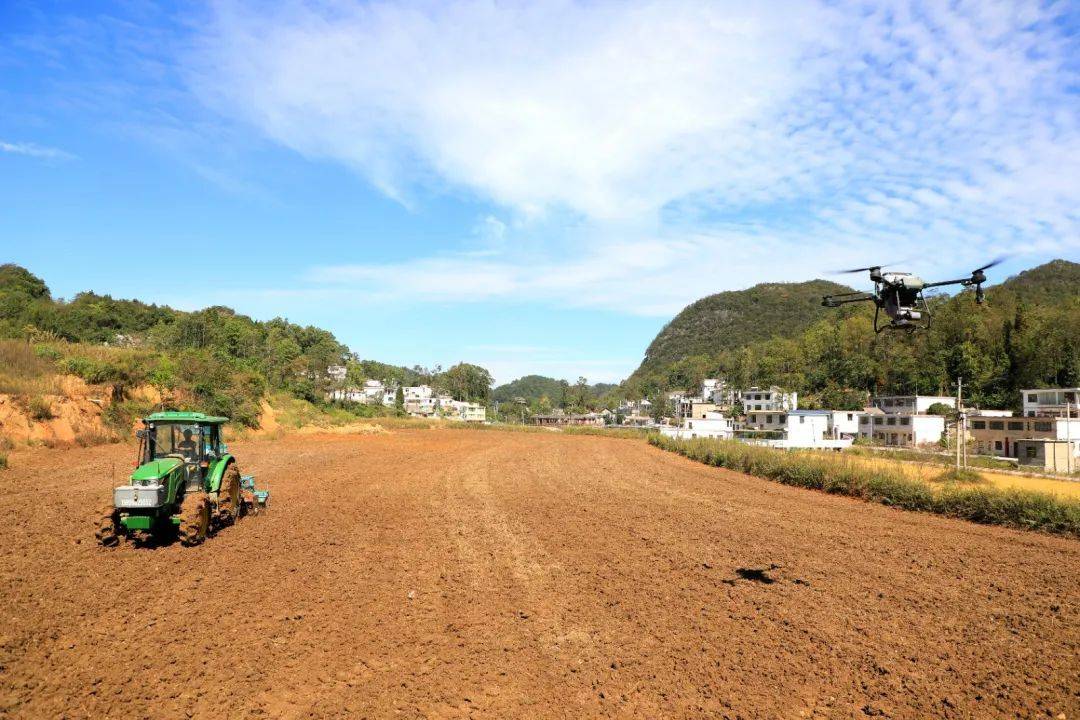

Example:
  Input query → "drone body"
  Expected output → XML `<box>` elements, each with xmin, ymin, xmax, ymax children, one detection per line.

<box><xmin>822</xmin><ymin>259</ymin><xmax>1003</xmax><ymax>333</ymax></box>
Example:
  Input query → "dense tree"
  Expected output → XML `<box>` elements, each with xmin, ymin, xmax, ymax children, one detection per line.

<box><xmin>434</xmin><ymin>363</ymin><xmax>493</xmax><ymax>403</ymax></box>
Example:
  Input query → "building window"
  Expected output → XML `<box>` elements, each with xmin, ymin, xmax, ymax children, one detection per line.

<box><xmin>972</xmin><ymin>420</ymin><xmax>986</xmax><ymax>429</ymax></box>
<box><xmin>994</xmin><ymin>440</ymin><xmax>1003</xmax><ymax>451</ymax></box>
<box><xmin>1007</xmin><ymin>421</ymin><xmax>1025</xmax><ymax>431</ymax></box>
<box><xmin>887</xmin><ymin>417</ymin><xmax>896</xmax><ymax>426</ymax></box>
<box><xmin>989</xmin><ymin>421</ymin><xmax>1004</xmax><ymax>430</ymax></box>
<box><xmin>900</xmin><ymin>417</ymin><xmax>910</xmax><ymax>426</ymax></box>
<box><xmin>847</xmin><ymin>413</ymin><xmax>853</xmax><ymax>421</ymax></box>
<box><xmin>779</xmin><ymin>414</ymin><xmax>786</xmax><ymax>423</ymax></box>
<box><xmin>1025</xmin><ymin>446</ymin><xmax>1037</xmax><ymax>459</ymax></box>
<box><xmin>766</xmin><ymin>415</ymin><xmax>772</xmax><ymax>424</ymax></box>
<box><xmin>1034</xmin><ymin>422</ymin><xmax>1052</xmax><ymax>432</ymax></box>
<box><xmin>860</xmin><ymin>416</ymin><xmax>870</xmax><ymax>424</ymax></box>
<box><xmin>1027</xmin><ymin>394</ymin><xmax>1038</xmax><ymax>403</ymax></box>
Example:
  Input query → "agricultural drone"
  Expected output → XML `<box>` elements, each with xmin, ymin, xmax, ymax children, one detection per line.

<box><xmin>821</xmin><ymin>258</ymin><xmax>1005</xmax><ymax>333</ymax></box>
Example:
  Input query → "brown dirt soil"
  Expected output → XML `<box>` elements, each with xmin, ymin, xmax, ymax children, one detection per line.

<box><xmin>0</xmin><ymin>430</ymin><xmax>1077</xmax><ymax>719</ymax></box>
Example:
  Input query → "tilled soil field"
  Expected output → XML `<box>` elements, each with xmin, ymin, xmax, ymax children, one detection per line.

<box><xmin>0</xmin><ymin>429</ymin><xmax>1077</xmax><ymax>719</ymax></box>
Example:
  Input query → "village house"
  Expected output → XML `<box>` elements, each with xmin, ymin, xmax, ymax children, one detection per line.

<box><xmin>870</xmin><ymin>394</ymin><xmax>955</xmax><ymax>414</ymax></box>
<box><xmin>1021</xmin><ymin>387</ymin><xmax>1079</xmax><ymax>418</ymax></box>
<box><xmin>360</xmin><ymin>379</ymin><xmax>385</xmax><ymax>403</ymax></box>
<box><xmin>737</xmin><ymin>410</ymin><xmax>853</xmax><ymax>450</ymax></box>
<box><xmin>967</xmin><ymin>412</ymin><xmax>1080</xmax><ymax>459</ymax></box>
<box><xmin>326</xmin><ymin>365</ymin><xmax>348</xmax><ymax>383</ymax></box>
<box><xmin>327</xmin><ymin>387</ymin><xmax>365</xmax><ymax>403</ymax></box>
<box><xmin>1014</xmin><ymin>439</ymin><xmax>1076</xmax><ymax>473</ymax></box>
<box><xmin>826</xmin><ymin>410</ymin><xmax>862</xmax><ymax>438</ymax></box>
<box><xmin>678</xmin><ymin>398</ymin><xmax>718</xmax><ymax>420</ymax></box>
<box><xmin>858</xmin><ymin>395</ymin><xmax>950</xmax><ymax>447</ymax></box>
<box><xmin>533</xmin><ymin>412</ymin><xmax>604</xmax><ymax>427</ymax></box>
<box><xmin>660</xmin><ymin>411</ymin><xmax>733</xmax><ymax>440</ymax></box>
<box><xmin>742</xmin><ymin>386</ymin><xmax>798</xmax><ymax>430</ymax></box>
<box><xmin>403</xmin><ymin>385</ymin><xmax>437</xmax><ymax>416</ymax></box>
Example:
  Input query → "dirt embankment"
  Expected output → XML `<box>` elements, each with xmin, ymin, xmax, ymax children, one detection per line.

<box><xmin>0</xmin><ymin>429</ymin><xmax>1077</xmax><ymax>719</ymax></box>
<box><xmin>0</xmin><ymin>378</ymin><xmax>166</xmax><ymax>448</ymax></box>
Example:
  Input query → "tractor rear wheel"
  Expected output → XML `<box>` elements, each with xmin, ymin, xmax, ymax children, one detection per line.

<box><xmin>216</xmin><ymin>463</ymin><xmax>241</xmax><ymax>526</ymax></box>
<box><xmin>178</xmin><ymin>492</ymin><xmax>211</xmax><ymax>546</ymax></box>
<box><xmin>95</xmin><ymin>504</ymin><xmax>122</xmax><ymax>547</ymax></box>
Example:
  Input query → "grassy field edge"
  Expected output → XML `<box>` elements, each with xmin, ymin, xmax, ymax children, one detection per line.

<box><xmin>649</xmin><ymin>434</ymin><xmax>1080</xmax><ymax>538</ymax></box>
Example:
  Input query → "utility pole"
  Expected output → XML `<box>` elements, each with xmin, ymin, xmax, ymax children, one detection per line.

<box><xmin>959</xmin><ymin>377</ymin><xmax>967</xmax><ymax>472</ymax></box>
<box><xmin>1067</xmin><ymin>399</ymin><xmax>1074</xmax><ymax>474</ymax></box>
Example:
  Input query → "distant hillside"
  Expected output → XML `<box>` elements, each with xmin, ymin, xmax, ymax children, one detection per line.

<box><xmin>629</xmin><ymin>279</ymin><xmax>853</xmax><ymax>386</ymax></box>
<box><xmin>625</xmin><ymin>260</ymin><xmax>1078</xmax><ymax>410</ymax></box>
<box><xmin>993</xmin><ymin>258</ymin><xmax>1080</xmax><ymax>303</ymax></box>
<box><xmin>493</xmin><ymin>375</ymin><xmax>616</xmax><ymax>404</ymax></box>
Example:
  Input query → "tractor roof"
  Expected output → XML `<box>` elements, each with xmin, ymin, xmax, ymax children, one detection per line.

<box><xmin>144</xmin><ymin>411</ymin><xmax>229</xmax><ymax>424</ymax></box>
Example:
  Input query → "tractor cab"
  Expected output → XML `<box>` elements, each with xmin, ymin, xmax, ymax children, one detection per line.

<box><xmin>139</xmin><ymin>412</ymin><xmax>229</xmax><ymax>491</ymax></box>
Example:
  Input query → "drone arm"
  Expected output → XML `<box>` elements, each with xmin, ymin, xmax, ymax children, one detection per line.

<box><xmin>922</xmin><ymin>277</ymin><xmax>971</xmax><ymax>290</ymax></box>
<box><xmin>822</xmin><ymin>293</ymin><xmax>876</xmax><ymax>307</ymax></box>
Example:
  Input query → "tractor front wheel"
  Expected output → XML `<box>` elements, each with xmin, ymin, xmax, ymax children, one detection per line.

<box><xmin>95</xmin><ymin>504</ymin><xmax>122</xmax><ymax>547</ymax></box>
<box><xmin>216</xmin><ymin>464</ymin><xmax>242</xmax><ymax>526</ymax></box>
<box><xmin>178</xmin><ymin>492</ymin><xmax>211</xmax><ymax>546</ymax></box>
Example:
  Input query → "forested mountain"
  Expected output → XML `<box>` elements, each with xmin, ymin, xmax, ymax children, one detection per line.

<box><xmin>631</xmin><ymin>280</ymin><xmax>853</xmax><ymax>386</ymax></box>
<box><xmin>625</xmin><ymin>259</ymin><xmax>1079</xmax><ymax>411</ymax></box>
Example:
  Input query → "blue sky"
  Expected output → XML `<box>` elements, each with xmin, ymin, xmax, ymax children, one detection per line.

<box><xmin>1</xmin><ymin>1</ymin><xmax>1077</xmax><ymax>384</ymax></box>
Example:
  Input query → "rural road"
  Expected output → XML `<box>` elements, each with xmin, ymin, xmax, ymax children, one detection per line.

<box><xmin>0</xmin><ymin>429</ymin><xmax>1077</xmax><ymax>718</ymax></box>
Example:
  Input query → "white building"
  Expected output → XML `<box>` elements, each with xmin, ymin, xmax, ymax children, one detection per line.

<box><xmin>827</xmin><ymin>410</ymin><xmax>862</xmax><ymax>439</ymax></box>
<box><xmin>737</xmin><ymin>410</ymin><xmax>852</xmax><ymax>450</ymax></box>
<box><xmin>782</xmin><ymin>410</ymin><xmax>852</xmax><ymax>449</ymax></box>
<box><xmin>741</xmin><ymin>386</ymin><xmax>798</xmax><ymax>412</ymax></box>
<box><xmin>660</xmin><ymin>411</ymin><xmax>734</xmax><ymax>440</ymax></box>
<box><xmin>327</xmin><ymin>388</ymin><xmax>364</xmax><ymax>403</ymax></box>
<box><xmin>460</xmin><ymin>403</ymin><xmax>487</xmax><ymax>423</ymax></box>
<box><xmin>859</xmin><ymin>411</ymin><xmax>945</xmax><ymax>447</ymax></box>
<box><xmin>360</xmin><ymin>379</ymin><xmax>385</xmax><ymax>404</ymax></box>
<box><xmin>871</xmin><ymin>395</ymin><xmax>955</xmax><ymax>415</ymax></box>
<box><xmin>1021</xmin><ymin>387</ymin><xmax>1079</xmax><ymax>418</ymax></box>
<box><xmin>403</xmin><ymin>385</ymin><xmax>437</xmax><ymax>416</ymax></box>
<box><xmin>326</xmin><ymin>365</ymin><xmax>348</xmax><ymax>383</ymax></box>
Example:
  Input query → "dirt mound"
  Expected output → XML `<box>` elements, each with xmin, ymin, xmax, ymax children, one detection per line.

<box><xmin>0</xmin><ymin>430</ymin><xmax>1076</xmax><ymax>718</ymax></box>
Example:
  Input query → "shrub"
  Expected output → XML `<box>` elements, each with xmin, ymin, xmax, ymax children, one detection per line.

<box><xmin>28</xmin><ymin>396</ymin><xmax>54</xmax><ymax>420</ymax></box>
<box><xmin>649</xmin><ymin>435</ymin><xmax>1080</xmax><ymax>537</ymax></box>
<box><xmin>0</xmin><ymin>453</ymin><xmax>7</xmax><ymax>470</ymax></box>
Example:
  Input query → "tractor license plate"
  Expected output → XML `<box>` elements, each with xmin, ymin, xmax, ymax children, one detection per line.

<box><xmin>114</xmin><ymin>484</ymin><xmax>166</xmax><ymax>509</ymax></box>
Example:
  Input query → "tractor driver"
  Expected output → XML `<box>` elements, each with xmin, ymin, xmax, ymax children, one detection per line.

<box><xmin>176</xmin><ymin>428</ymin><xmax>197</xmax><ymax>459</ymax></box>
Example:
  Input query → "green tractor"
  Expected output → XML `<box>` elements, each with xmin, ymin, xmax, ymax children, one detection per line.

<box><xmin>96</xmin><ymin>411</ymin><xmax>268</xmax><ymax>547</ymax></box>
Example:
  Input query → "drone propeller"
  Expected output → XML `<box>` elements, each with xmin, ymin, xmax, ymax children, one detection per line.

<box><xmin>972</xmin><ymin>255</ymin><xmax>1008</xmax><ymax>273</ymax></box>
<box><xmin>833</xmin><ymin>258</ymin><xmax>911</xmax><ymax>274</ymax></box>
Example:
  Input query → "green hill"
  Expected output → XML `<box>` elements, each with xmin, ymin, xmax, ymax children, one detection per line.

<box><xmin>628</xmin><ymin>279</ymin><xmax>854</xmax><ymax>387</ymax></box>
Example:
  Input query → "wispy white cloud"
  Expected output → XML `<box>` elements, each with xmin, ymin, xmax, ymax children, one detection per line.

<box><xmin>186</xmin><ymin>0</ymin><xmax>1078</xmax><ymax>314</ymax></box>
<box><xmin>0</xmin><ymin>140</ymin><xmax>75</xmax><ymax>161</ymax></box>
